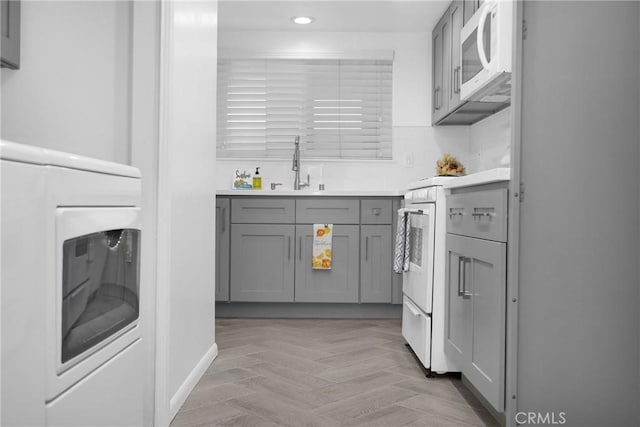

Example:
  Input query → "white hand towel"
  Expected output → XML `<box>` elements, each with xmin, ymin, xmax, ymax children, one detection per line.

<box><xmin>312</xmin><ymin>224</ymin><xmax>333</xmax><ymax>270</ymax></box>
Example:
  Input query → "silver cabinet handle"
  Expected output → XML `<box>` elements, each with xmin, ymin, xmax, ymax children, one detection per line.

<box><xmin>434</xmin><ymin>87</ymin><xmax>441</xmax><ymax>110</ymax></box>
<box><xmin>288</xmin><ymin>236</ymin><xmax>291</xmax><ymax>260</ymax></box>
<box><xmin>221</xmin><ymin>207</ymin><xmax>226</xmax><ymax>232</ymax></box>
<box><xmin>462</xmin><ymin>257</ymin><xmax>473</xmax><ymax>297</ymax></box>
<box><xmin>372</xmin><ymin>208</ymin><xmax>381</xmax><ymax>216</ymax></box>
<box><xmin>299</xmin><ymin>236</ymin><xmax>302</xmax><ymax>260</ymax></box>
<box><xmin>365</xmin><ymin>236</ymin><xmax>369</xmax><ymax>261</ymax></box>
<box><xmin>449</xmin><ymin>211</ymin><xmax>464</xmax><ymax>219</ymax></box>
<box><xmin>454</xmin><ymin>66</ymin><xmax>460</xmax><ymax>94</ymax></box>
<box><xmin>471</xmin><ymin>211</ymin><xmax>495</xmax><ymax>220</ymax></box>
<box><xmin>457</xmin><ymin>256</ymin><xmax>465</xmax><ymax>296</ymax></box>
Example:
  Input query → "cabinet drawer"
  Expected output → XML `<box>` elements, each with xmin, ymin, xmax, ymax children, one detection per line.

<box><xmin>447</xmin><ymin>187</ymin><xmax>508</xmax><ymax>242</ymax></box>
<box><xmin>296</xmin><ymin>199</ymin><xmax>359</xmax><ymax>224</ymax></box>
<box><xmin>402</xmin><ymin>296</ymin><xmax>431</xmax><ymax>368</ymax></box>
<box><xmin>231</xmin><ymin>198</ymin><xmax>295</xmax><ymax>224</ymax></box>
<box><xmin>361</xmin><ymin>199</ymin><xmax>392</xmax><ymax>224</ymax></box>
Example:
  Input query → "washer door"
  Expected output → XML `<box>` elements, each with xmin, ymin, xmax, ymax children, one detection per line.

<box><xmin>47</xmin><ymin>207</ymin><xmax>141</xmax><ymax>400</ymax></box>
<box><xmin>402</xmin><ymin>204</ymin><xmax>436</xmax><ymax>313</ymax></box>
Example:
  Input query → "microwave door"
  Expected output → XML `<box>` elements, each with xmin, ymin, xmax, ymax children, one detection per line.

<box><xmin>460</xmin><ymin>2</ymin><xmax>495</xmax><ymax>99</ymax></box>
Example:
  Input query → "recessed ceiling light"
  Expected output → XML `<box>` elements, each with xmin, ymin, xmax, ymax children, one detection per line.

<box><xmin>292</xmin><ymin>16</ymin><xmax>314</xmax><ymax>25</ymax></box>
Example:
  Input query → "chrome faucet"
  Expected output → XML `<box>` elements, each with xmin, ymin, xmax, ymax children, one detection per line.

<box><xmin>292</xmin><ymin>135</ymin><xmax>310</xmax><ymax>190</ymax></box>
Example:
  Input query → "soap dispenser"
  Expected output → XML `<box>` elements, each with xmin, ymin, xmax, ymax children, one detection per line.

<box><xmin>252</xmin><ymin>167</ymin><xmax>262</xmax><ymax>190</ymax></box>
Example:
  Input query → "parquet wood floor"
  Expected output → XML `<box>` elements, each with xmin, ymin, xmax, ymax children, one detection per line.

<box><xmin>171</xmin><ymin>318</ymin><xmax>499</xmax><ymax>427</ymax></box>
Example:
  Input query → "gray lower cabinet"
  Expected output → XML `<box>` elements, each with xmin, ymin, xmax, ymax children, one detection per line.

<box><xmin>294</xmin><ymin>225</ymin><xmax>359</xmax><ymax>303</ymax></box>
<box><xmin>445</xmin><ymin>233</ymin><xmax>506</xmax><ymax>412</ymax></box>
<box><xmin>215</xmin><ymin>198</ymin><xmax>230</xmax><ymax>301</ymax></box>
<box><xmin>360</xmin><ymin>225</ymin><xmax>392</xmax><ymax>303</ymax></box>
<box><xmin>230</xmin><ymin>224</ymin><xmax>295</xmax><ymax>302</ymax></box>
<box><xmin>1</xmin><ymin>0</ymin><xmax>20</xmax><ymax>69</ymax></box>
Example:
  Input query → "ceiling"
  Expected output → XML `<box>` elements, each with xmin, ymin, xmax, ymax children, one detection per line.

<box><xmin>218</xmin><ymin>1</ymin><xmax>450</xmax><ymax>33</ymax></box>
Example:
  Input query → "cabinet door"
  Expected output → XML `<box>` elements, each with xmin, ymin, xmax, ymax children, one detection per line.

<box><xmin>1</xmin><ymin>0</ymin><xmax>20</xmax><ymax>69</ymax></box>
<box><xmin>465</xmin><ymin>235</ymin><xmax>506</xmax><ymax>412</ymax></box>
<box><xmin>360</xmin><ymin>225</ymin><xmax>392</xmax><ymax>303</ymax></box>
<box><xmin>445</xmin><ymin>234</ymin><xmax>472</xmax><ymax>366</ymax></box>
<box><xmin>432</xmin><ymin>17</ymin><xmax>445</xmax><ymax>124</ymax></box>
<box><xmin>448</xmin><ymin>0</ymin><xmax>463</xmax><ymax>111</ymax></box>
<box><xmin>230</xmin><ymin>224</ymin><xmax>294</xmax><ymax>302</ymax></box>
<box><xmin>463</xmin><ymin>0</ymin><xmax>478</xmax><ymax>26</ymax></box>
<box><xmin>215</xmin><ymin>198</ymin><xmax>230</xmax><ymax>301</ymax></box>
<box><xmin>294</xmin><ymin>225</ymin><xmax>359</xmax><ymax>303</ymax></box>
<box><xmin>447</xmin><ymin>233</ymin><xmax>506</xmax><ymax>413</ymax></box>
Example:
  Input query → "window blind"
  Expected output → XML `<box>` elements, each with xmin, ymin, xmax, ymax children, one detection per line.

<box><xmin>217</xmin><ymin>57</ymin><xmax>392</xmax><ymax>159</ymax></box>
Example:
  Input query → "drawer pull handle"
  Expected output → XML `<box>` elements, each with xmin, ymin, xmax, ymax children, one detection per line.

<box><xmin>471</xmin><ymin>212</ymin><xmax>496</xmax><ymax>220</ymax></box>
<box><xmin>372</xmin><ymin>208</ymin><xmax>381</xmax><ymax>216</ymax></box>
<box><xmin>449</xmin><ymin>212</ymin><xmax>464</xmax><ymax>219</ymax></box>
<box><xmin>406</xmin><ymin>302</ymin><xmax>421</xmax><ymax>317</ymax></box>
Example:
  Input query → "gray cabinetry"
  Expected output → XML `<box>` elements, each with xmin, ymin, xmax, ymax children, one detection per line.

<box><xmin>221</xmin><ymin>195</ymin><xmax>401</xmax><ymax>306</ymax></box>
<box><xmin>463</xmin><ymin>0</ymin><xmax>479</xmax><ymax>25</ymax></box>
<box><xmin>1</xmin><ymin>0</ymin><xmax>20</xmax><ymax>69</ymax></box>
<box><xmin>445</xmin><ymin>183</ymin><xmax>507</xmax><ymax>413</ymax></box>
<box><xmin>232</xmin><ymin>198</ymin><xmax>295</xmax><ymax>224</ymax></box>
<box><xmin>215</xmin><ymin>198</ymin><xmax>230</xmax><ymax>301</ymax></box>
<box><xmin>296</xmin><ymin>198</ymin><xmax>359</xmax><ymax>224</ymax></box>
<box><xmin>294</xmin><ymin>225</ymin><xmax>359</xmax><ymax>303</ymax></box>
<box><xmin>448</xmin><ymin>1</ymin><xmax>464</xmax><ymax>112</ymax></box>
<box><xmin>230</xmin><ymin>224</ymin><xmax>295</xmax><ymax>302</ymax></box>
<box><xmin>360</xmin><ymin>225</ymin><xmax>392</xmax><ymax>303</ymax></box>
<box><xmin>432</xmin><ymin>13</ymin><xmax>448</xmax><ymax>125</ymax></box>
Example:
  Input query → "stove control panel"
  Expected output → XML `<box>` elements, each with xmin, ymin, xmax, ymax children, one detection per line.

<box><xmin>405</xmin><ymin>187</ymin><xmax>437</xmax><ymax>203</ymax></box>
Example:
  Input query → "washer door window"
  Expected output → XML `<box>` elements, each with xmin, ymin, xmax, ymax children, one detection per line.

<box><xmin>55</xmin><ymin>207</ymin><xmax>141</xmax><ymax>375</ymax></box>
<box><xmin>61</xmin><ymin>228</ymin><xmax>140</xmax><ymax>364</ymax></box>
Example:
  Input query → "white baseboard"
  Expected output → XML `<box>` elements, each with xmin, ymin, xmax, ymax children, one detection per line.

<box><xmin>168</xmin><ymin>343</ymin><xmax>218</xmax><ymax>420</ymax></box>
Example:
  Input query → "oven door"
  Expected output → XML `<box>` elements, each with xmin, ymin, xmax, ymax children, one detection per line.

<box><xmin>402</xmin><ymin>204</ymin><xmax>436</xmax><ymax>314</ymax></box>
<box><xmin>48</xmin><ymin>206</ymin><xmax>141</xmax><ymax>399</ymax></box>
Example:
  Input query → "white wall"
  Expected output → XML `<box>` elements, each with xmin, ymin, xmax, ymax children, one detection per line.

<box><xmin>518</xmin><ymin>2</ymin><xmax>639</xmax><ymax>425</ymax></box>
<box><xmin>155</xmin><ymin>1</ymin><xmax>218</xmax><ymax>424</ymax></box>
<box><xmin>1</xmin><ymin>1</ymin><xmax>132</xmax><ymax>164</ymax></box>
<box><xmin>216</xmin><ymin>30</ymin><xmax>472</xmax><ymax>191</ymax></box>
<box><xmin>468</xmin><ymin>107</ymin><xmax>511</xmax><ymax>172</ymax></box>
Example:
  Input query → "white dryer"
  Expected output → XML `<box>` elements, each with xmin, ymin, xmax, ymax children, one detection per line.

<box><xmin>1</xmin><ymin>140</ymin><xmax>143</xmax><ymax>426</ymax></box>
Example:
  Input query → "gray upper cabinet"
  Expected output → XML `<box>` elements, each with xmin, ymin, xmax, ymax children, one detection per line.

<box><xmin>463</xmin><ymin>0</ymin><xmax>479</xmax><ymax>25</ymax></box>
<box><xmin>294</xmin><ymin>224</ymin><xmax>359</xmax><ymax>303</ymax></box>
<box><xmin>360</xmin><ymin>225</ymin><xmax>392</xmax><ymax>303</ymax></box>
<box><xmin>230</xmin><ymin>224</ymin><xmax>295</xmax><ymax>302</ymax></box>
<box><xmin>231</xmin><ymin>198</ymin><xmax>295</xmax><ymax>224</ymax></box>
<box><xmin>432</xmin><ymin>13</ymin><xmax>448</xmax><ymax>125</ymax></box>
<box><xmin>448</xmin><ymin>1</ymin><xmax>464</xmax><ymax>112</ymax></box>
<box><xmin>1</xmin><ymin>0</ymin><xmax>20</xmax><ymax>69</ymax></box>
<box><xmin>215</xmin><ymin>198</ymin><xmax>230</xmax><ymax>301</ymax></box>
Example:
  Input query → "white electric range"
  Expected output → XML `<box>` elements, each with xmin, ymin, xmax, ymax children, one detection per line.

<box><xmin>401</xmin><ymin>176</ymin><xmax>458</xmax><ymax>375</ymax></box>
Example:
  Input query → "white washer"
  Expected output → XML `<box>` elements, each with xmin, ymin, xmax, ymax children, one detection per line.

<box><xmin>1</xmin><ymin>140</ymin><xmax>143</xmax><ymax>426</ymax></box>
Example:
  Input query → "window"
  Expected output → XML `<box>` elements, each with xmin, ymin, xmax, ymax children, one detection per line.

<box><xmin>217</xmin><ymin>54</ymin><xmax>392</xmax><ymax>159</ymax></box>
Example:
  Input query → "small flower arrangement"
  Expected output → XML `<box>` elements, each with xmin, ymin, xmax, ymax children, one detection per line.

<box><xmin>436</xmin><ymin>154</ymin><xmax>466</xmax><ymax>177</ymax></box>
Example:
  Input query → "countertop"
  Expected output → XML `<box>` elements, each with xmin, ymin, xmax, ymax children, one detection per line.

<box><xmin>442</xmin><ymin>167</ymin><xmax>510</xmax><ymax>189</ymax></box>
<box><xmin>216</xmin><ymin>189</ymin><xmax>404</xmax><ymax>197</ymax></box>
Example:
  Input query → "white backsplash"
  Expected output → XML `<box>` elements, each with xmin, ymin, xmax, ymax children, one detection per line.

<box><xmin>467</xmin><ymin>107</ymin><xmax>512</xmax><ymax>173</ymax></box>
<box><xmin>216</xmin><ymin>125</ymin><xmax>472</xmax><ymax>192</ymax></box>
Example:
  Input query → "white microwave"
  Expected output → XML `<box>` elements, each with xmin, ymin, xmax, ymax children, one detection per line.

<box><xmin>460</xmin><ymin>0</ymin><xmax>513</xmax><ymax>102</ymax></box>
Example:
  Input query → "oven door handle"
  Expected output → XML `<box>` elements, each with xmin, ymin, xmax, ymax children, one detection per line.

<box><xmin>404</xmin><ymin>208</ymin><xmax>424</xmax><ymax>215</ymax></box>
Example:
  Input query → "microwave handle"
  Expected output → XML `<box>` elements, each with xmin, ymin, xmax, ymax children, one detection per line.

<box><xmin>477</xmin><ymin>1</ymin><xmax>493</xmax><ymax>70</ymax></box>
